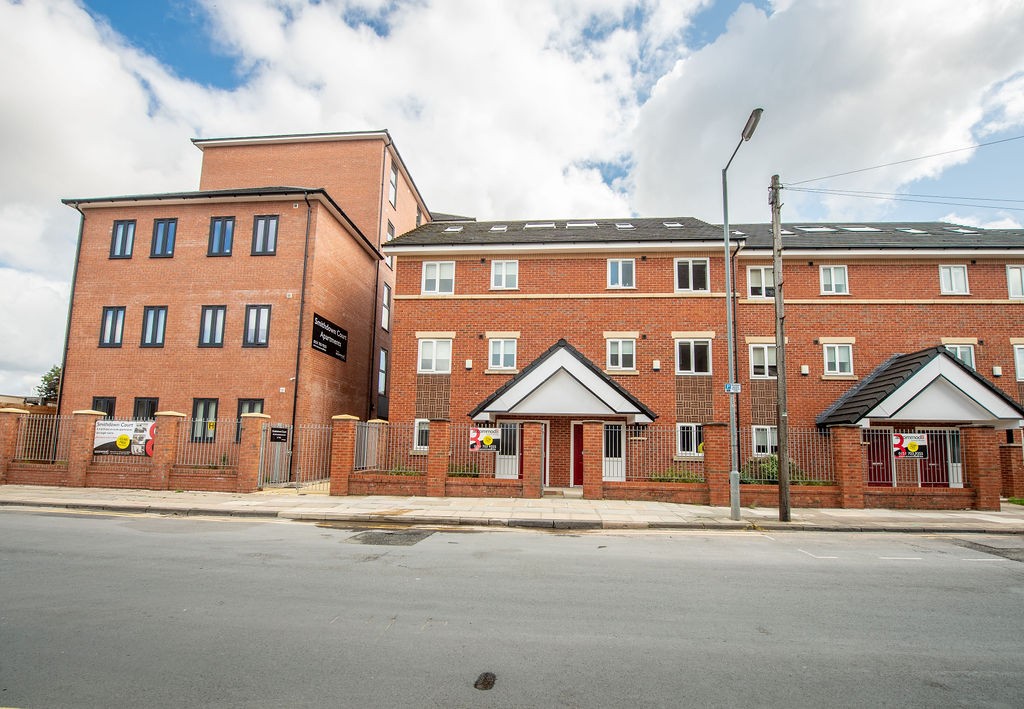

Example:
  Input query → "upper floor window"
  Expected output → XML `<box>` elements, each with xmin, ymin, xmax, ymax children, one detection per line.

<box><xmin>418</xmin><ymin>339</ymin><xmax>452</xmax><ymax>373</ymax></box>
<box><xmin>945</xmin><ymin>343</ymin><xmax>975</xmax><ymax>369</ymax></box>
<box><xmin>92</xmin><ymin>397</ymin><xmax>116</xmax><ymax>418</ymax></box>
<box><xmin>110</xmin><ymin>220</ymin><xmax>135</xmax><ymax>259</ymax></box>
<box><xmin>422</xmin><ymin>261</ymin><xmax>455</xmax><ymax>295</ymax></box>
<box><xmin>675</xmin><ymin>258</ymin><xmax>709</xmax><ymax>292</ymax></box>
<box><xmin>491</xmin><ymin>260</ymin><xmax>518</xmax><ymax>289</ymax></box>
<box><xmin>1015</xmin><ymin>345</ymin><xmax>1024</xmax><ymax>381</ymax></box>
<box><xmin>676</xmin><ymin>423</ymin><xmax>704</xmax><ymax>457</ymax></box>
<box><xmin>381</xmin><ymin>284</ymin><xmax>392</xmax><ymax>331</ymax></box>
<box><xmin>748</xmin><ymin>266</ymin><xmax>774</xmax><ymax>298</ymax></box>
<box><xmin>752</xmin><ymin>425</ymin><xmax>779</xmax><ymax>457</ymax></box>
<box><xmin>820</xmin><ymin>265</ymin><xmax>848</xmax><ymax>295</ymax></box>
<box><xmin>199</xmin><ymin>305</ymin><xmax>226</xmax><ymax>347</ymax></box>
<box><xmin>607</xmin><ymin>339</ymin><xmax>635</xmax><ymax>370</ymax></box>
<box><xmin>676</xmin><ymin>339</ymin><xmax>711</xmax><ymax>375</ymax></box>
<box><xmin>389</xmin><ymin>163</ymin><xmax>398</xmax><ymax>206</ymax></box>
<box><xmin>416</xmin><ymin>207</ymin><xmax>422</xmax><ymax>227</ymax></box>
<box><xmin>150</xmin><ymin>219</ymin><xmax>176</xmax><ymax>258</ymax></box>
<box><xmin>209</xmin><ymin>217</ymin><xmax>234</xmax><ymax>256</ymax></box>
<box><xmin>489</xmin><ymin>339</ymin><xmax>517</xmax><ymax>370</ymax></box>
<box><xmin>243</xmin><ymin>305</ymin><xmax>271</xmax><ymax>347</ymax></box>
<box><xmin>823</xmin><ymin>343</ymin><xmax>853</xmax><ymax>375</ymax></box>
<box><xmin>140</xmin><ymin>306</ymin><xmax>167</xmax><ymax>347</ymax></box>
<box><xmin>252</xmin><ymin>215</ymin><xmax>278</xmax><ymax>255</ymax></box>
<box><xmin>99</xmin><ymin>306</ymin><xmax>125</xmax><ymax>347</ymax></box>
<box><xmin>750</xmin><ymin>343</ymin><xmax>778</xmax><ymax>378</ymax></box>
<box><xmin>1008</xmin><ymin>266</ymin><xmax>1024</xmax><ymax>298</ymax></box>
<box><xmin>607</xmin><ymin>259</ymin><xmax>635</xmax><ymax>289</ymax></box>
<box><xmin>939</xmin><ymin>265</ymin><xmax>968</xmax><ymax>294</ymax></box>
<box><xmin>133</xmin><ymin>397</ymin><xmax>158</xmax><ymax>420</ymax></box>
<box><xmin>378</xmin><ymin>349</ymin><xmax>388</xmax><ymax>396</ymax></box>
<box><xmin>385</xmin><ymin>222</ymin><xmax>395</xmax><ymax>268</ymax></box>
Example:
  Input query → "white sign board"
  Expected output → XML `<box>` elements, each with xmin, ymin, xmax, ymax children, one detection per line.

<box><xmin>94</xmin><ymin>420</ymin><xmax>155</xmax><ymax>457</ymax></box>
<box><xmin>469</xmin><ymin>426</ymin><xmax>501</xmax><ymax>451</ymax></box>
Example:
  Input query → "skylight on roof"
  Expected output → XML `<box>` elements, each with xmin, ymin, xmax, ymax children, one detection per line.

<box><xmin>839</xmin><ymin>226</ymin><xmax>879</xmax><ymax>232</ymax></box>
<box><xmin>896</xmin><ymin>228</ymin><xmax>928</xmax><ymax>234</ymax></box>
<box><xmin>663</xmin><ymin>221</ymin><xmax>684</xmax><ymax>228</ymax></box>
<box><xmin>945</xmin><ymin>227</ymin><xmax>978</xmax><ymax>234</ymax></box>
<box><xmin>615</xmin><ymin>223</ymin><xmax>635</xmax><ymax>230</ymax></box>
<box><xmin>489</xmin><ymin>225</ymin><xmax>507</xmax><ymax>232</ymax></box>
<box><xmin>795</xmin><ymin>226</ymin><xmax>836</xmax><ymax>232</ymax></box>
<box><xmin>443</xmin><ymin>225</ymin><xmax>463</xmax><ymax>232</ymax></box>
<box><xmin>781</xmin><ymin>230</ymin><xmax>795</xmax><ymax>235</ymax></box>
<box><xmin>566</xmin><ymin>221</ymin><xmax>598</xmax><ymax>228</ymax></box>
<box><xmin>524</xmin><ymin>222</ymin><xmax>555</xmax><ymax>229</ymax></box>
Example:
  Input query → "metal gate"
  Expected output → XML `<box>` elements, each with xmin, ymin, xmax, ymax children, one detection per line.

<box><xmin>258</xmin><ymin>423</ymin><xmax>292</xmax><ymax>487</ymax></box>
<box><xmin>257</xmin><ymin>422</ymin><xmax>332</xmax><ymax>491</ymax></box>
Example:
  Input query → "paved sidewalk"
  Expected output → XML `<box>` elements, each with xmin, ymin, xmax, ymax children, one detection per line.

<box><xmin>2</xmin><ymin>484</ymin><xmax>1024</xmax><ymax>533</ymax></box>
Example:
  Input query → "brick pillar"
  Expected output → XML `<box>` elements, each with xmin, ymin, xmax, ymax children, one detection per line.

<box><xmin>0</xmin><ymin>408</ymin><xmax>28</xmax><ymax>484</ymax></box>
<box><xmin>582</xmin><ymin>421</ymin><xmax>603</xmax><ymax>500</ymax></box>
<box><xmin>329</xmin><ymin>415</ymin><xmax>359</xmax><ymax>496</ymax></box>
<box><xmin>999</xmin><ymin>443</ymin><xmax>1024</xmax><ymax>498</ymax></box>
<box><xmin>831</xmin><ymin>425</ymin><xmax>866</xmax><ymax>508</ymax></box>
<box><xmin>521</xmin><ymin>422</ymin><xmax>543</xmax><ymax>498</ymax></box>
<box><xmin>236</xmin><ymin>413</ymin><xmax>270</xmax><ymax>493</ymax></box>
<box><xmin>702</xmin><ymin>422</ymin><xmax>730</xmax><ymax>507</ymax></box>
<box><xmin>963</xmin><ymin>426</ymin><xmax>1001</xmax><ymax>511</ymax></box>
<box><xmin>426</xmin><ymin>419</ymin><xmax>450</xmax><ymax>497</ymax></box>
<box><xmin>149</xmin><ymin>412</ymin><xmax>184</xmax><ymax>490</ymax></box>
<box><xmin>67</xmin><ymin>410</ymin><xmax>104</xmax><ymax>488</ymax></box>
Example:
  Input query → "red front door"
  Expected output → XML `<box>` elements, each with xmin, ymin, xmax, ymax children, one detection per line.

<box><xmin>572</xmin><ymin>424</ymin><xmax>584</xmax><ymax>486</ymax></box>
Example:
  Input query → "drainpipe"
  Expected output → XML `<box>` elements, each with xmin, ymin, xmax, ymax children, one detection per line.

<box><xmin>366</xmin><ymin>137</ymin><xmax>392</xmax><ymax>420</ymax></box>
<box><xmin>56</xmin><ymin>203</ymin><xmax>86</xmax><ymax>418</ymax></box>
<box><xmin>290</xmin><ymin>193</ymin><xmax>314</xmax><ymax>444</ymax></box>
<box><xmin>731</xmin><ymin>238</ymin><xmax>745</xmax><ymax>446</ymax></box>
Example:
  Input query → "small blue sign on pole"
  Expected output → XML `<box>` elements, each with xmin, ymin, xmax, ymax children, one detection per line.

<box><xmin>724</xmin><ymin>383</ymin><xmax>742</xmax><ymax>394</ymax></box>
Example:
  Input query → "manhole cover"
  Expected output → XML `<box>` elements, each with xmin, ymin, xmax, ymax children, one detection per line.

<box><xmin>346</xmin><ymin>530</ymin><xmax>434</xmax><ymax>546</ymax></box>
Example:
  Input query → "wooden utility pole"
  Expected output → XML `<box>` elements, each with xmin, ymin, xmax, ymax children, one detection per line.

<box><xmin>771</xmin><ymin>174</ymin><xmax>791</xmax><ymax>521</ymax></box>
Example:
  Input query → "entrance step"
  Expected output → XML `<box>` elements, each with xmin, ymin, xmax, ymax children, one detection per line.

<box><xmin>542</xmin><ymin>487</ymin><xmax>583</xmax><ymax>498</ymax></box>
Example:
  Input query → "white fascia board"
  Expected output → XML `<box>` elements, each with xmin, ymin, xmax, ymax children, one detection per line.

<box><xmin>740</xmin><ymin>248</ymin><xmax>1024</xmax><ymax>259</ymax></box>
<box><xmin>73</xmin><ymin>192</ymin><xmax>314</xmax><ymax>209</ymax></box>
<box><xmin>384</xmin><ymin>240</ymin><xmax>725</xmax><ymax>257</ymax></box>
<box><xmin>192</xmin><ymin>131</ymin><xmax>389</xmax><ymax>149</ymax></box>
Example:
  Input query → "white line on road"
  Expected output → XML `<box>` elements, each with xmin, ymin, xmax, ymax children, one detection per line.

<box><xmin>961</xmin><ymin>558</ymin><xmax>1006</xmax><ymax>562</ymax></box>
<box><xmin>879</xmin><ymin>556</ymin><xmax>922</xmax><ymax>560</ymax></box>
<box><xmin>798</xmin><ymin>548</ymin><xmax>838</xmax><ymax>559</ymax></box>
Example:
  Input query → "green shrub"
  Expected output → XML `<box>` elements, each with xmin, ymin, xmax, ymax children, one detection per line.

<box><xmin>380</xmin><ymin>464</ymin><xmax>422</xmax><ymax>476</ymax></box>
<box><xmin>649</xmin><ymin>469</ymin><xmax>704</xmax><ymax>483</ymax></box>
<box><xmin>739</xmin><ymin>455</ymin><xmax>830</xmax><ymax>485</ymax></box>
<box><xmin>447</xmin><ymin>463</ymin><xmax>480</xmax><ymax>478</ymax></box>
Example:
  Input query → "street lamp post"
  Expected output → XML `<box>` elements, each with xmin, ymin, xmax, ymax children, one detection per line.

<box><xmin>722</xmin><ymin>108</ymin><xmax>763</xmax><ymax>521</ymax></box>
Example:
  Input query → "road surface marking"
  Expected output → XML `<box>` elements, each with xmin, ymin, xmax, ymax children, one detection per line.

<box><xmin>798</xmin><ymin>548</ymin><xmax>838</xmax><ymax>559</ymax></box>
<box><xmin>879</xmin><ymin>556</ymin><xmax>922</xmax><ymax>560</ymax></box>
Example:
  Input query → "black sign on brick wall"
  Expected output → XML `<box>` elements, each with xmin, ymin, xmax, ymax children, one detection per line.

<box><xmin>312</xmin><ymin>312</ymin><xmax>348</xmax><ymax>361</ymax></box>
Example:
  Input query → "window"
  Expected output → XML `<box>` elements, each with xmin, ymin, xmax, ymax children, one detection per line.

<box><xmin>133</xmin><ymin>397</ymin><xmax>158</xmax><ymax>420</ymax></box>
<box><xmin>676</xmin><ymin>423</ymin><xmax>704</xmax><ymax>457</ymax></box>
<box><xmin>416</xmin><ymin>207</ymin><xmax>422</xmax><ymax>227</ymax></box>
<box><xmin>389</xmin><ymin>163</ymin><xmax>398</xmax><ymax>206</ymax></box>
<box><xmin>422</xmin><ymin>261</ymin><xmax>455</xmax><ymax>295</ymax></box>
<box><xmin>414</xmin><ymin>419</ymin><xmax>429</xmax><ymax>450</ymax></box>
<box><xmin>418</xmin><ymin>339</ymin><xmax>452</xmax><ymax>373</ymax></box>
<box><xmin>676</xmin><ymin>339</ymin><xmax>712</xmax><ymax>375</ymax></box>
<box><xmin>491</xmin><ymin>260</ymin><xmax>518</xmax><ymax>289</ymax></box>
<box><xmin>208</xmin><ymin>217</ymin><xmax>234</xmax><ymax>256</ymax></box>
<box><xmin>489</xmin><ymin>339</ymin><xmax>517</xmax><ymax>370</ymax></box>
<box><xmin>92</xmin><ymin>397</ymin><xmax>116</xmax><ymax>418</ymax></box>
<box><xmin>607</xmin><ymin>259</ymin><xmax>635</xmax><ymax>288</ymax></box>
<box><xmin>939</xmin><ymin>265</ymin><xmax>968</xmax><ymax>294</ymax></box>
<box><xmin>824</xmin><ymin>343</ymin><xmax>853</xmax><ymax>375</ymax></box>
<box><xmin>385</xmin><ymin>222</ymin><xmax>395</xmax><ymax>268</ymax></box>
<box><xmin>607</xmin><ymin>339</ymin><xmax>635</xmax><ymax>370</ymax></box>
<box><xmin>378</xmin><ymin>349</ymin><xmax>388</xmax><ymax>395</ymax></box>
<box><xmin>150</xmin><ymin>219</ymin><xmax>176</xmax><ymax>257</ymax></box>
<box><xmin>252</xmin><ymin>215</ymin><xmax>278</xmax><ymax>255</ymax></box>
<box><xmin>820</xmin><ymin>265</ymin><xmax>848</xmax><ymax>295</ymax></box>
<box><xmin>140</xmin><ymin>306</ymin><xmax>167</xmax><ymax>347</ymax></box>
<box><xmin>1015</xmin><ymin>345</ymin><xmax>1024</xmax><ymax>380</ymax></box>
<box><xmin>675</xmin><ymin>259</ymin><xmax>709</xmax><ymax>292</ymax></box>
<box><xmin>748</xmin><ymin>266</ymin><xmax>774</xmax><ymax>298</ymax></box>
<box><xmin>110</xmin><ymin>220</ymin><xmax>135</xmax><ymax>258</ymax></box>
<box><xmin>199</xmin><ymin>306</ymin><xmax>226</xmax><ymax>347</ymax></box>
<box><xmin>753</xmin><ymin>426</ymin><xmax>779</xmax><ymax>456</ymax></box>
<box><xmin>945</xmin><ymin>344</ymin><xmax>975</xmax><ymax>369</ymax></box>
<box><xmin>381</xmin><ymin>284</ymin><xmax>392</xmax><ymax>331</ymax></box>
<box><xmin>236</xmin><ymin>399</ymin><xmax>264</xmax><ymax>442</ymax></box>
<box><xmin>191</xmin><ymin>398</ymin><xmax>218</xmax><ymax>442</ymax></box>
<box><xmin>243</xmin><ymin>305</ymin><xmax>271</xmax><ymax>347</ymax></box>
<box><xmin>99</xmin><ymin>306</ymin><xmax>125</xmax><ymax>347</ymax></box>
<box><xmin>1008</xmin><ymin>266</ymin><xmax>1024</xmax><ymax>298</ymax></box>
<box><xmin>750</xmin><ymin>344</ymin><xmax>778</xmax><ymax>378</ymax></box>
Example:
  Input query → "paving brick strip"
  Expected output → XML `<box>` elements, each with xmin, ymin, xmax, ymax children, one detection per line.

<box><xmin>2</xmin><ymin>486</ymin><xmax>1024</xmax><ymax>533</ymax></box>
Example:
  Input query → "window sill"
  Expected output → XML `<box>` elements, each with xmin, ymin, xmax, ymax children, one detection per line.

<box><xmin>485</xmin><ymin>369</ymin><xmax>519</xmax><ymax>375</ymax></box>
<box><xmin>605</xmin><ymin>369</ymin><xmax>639</xmax><ymax>376</ymax></box>
<box><xmin>822</xmin><ymin>374</ymin><xmax>858</xmax><ymax>381</ymax></box>
<box><xmin>820</xmin><ymin>292</ymin><xmax>851</xmax><ymax>296</ymax></box>
<box><xmin>939</xmin><ymin>292</ymin><xmax>970</xmax><ymax>296</ymax></box>
<box><xmin>489</xmin><ymin>288</ymin><xmax>520</xmax><ymax>292</ymax></box>
<box><xmin>673</xmin><ymin>455</ymin><xmax>705</xmax><ymax>462</ymax></box>
<box><xmin>410</xmin><ymin>449</ymin><xmax>427</xmax><ymax>456</ymax></box>
<box><xmin>417</xmin><ymin>370</ymin><xmax>452</xmax><ymax>375</ymax></box>
<box><xmin>675</xmin><ymin>372</ymin><xmax>713</xmax><ymax>377</ymax></box>
<box><xmin>606</xmin><ymin>286</ymin><xmax>637</xmax><ymax>290</ymax></box>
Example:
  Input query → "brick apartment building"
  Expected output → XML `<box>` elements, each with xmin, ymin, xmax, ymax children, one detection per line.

<box><xmin>59</xmin><ymin>131</ymin><xmax>429</xmax><ymax>430</ymax></box>
<box><xmin>384</xmin><ymin>218</ymin><xmax>1024</xmax><ymax>495</ymax></box>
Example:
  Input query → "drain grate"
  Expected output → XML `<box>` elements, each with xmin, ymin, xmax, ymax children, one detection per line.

<box><xmin>345</xmin><ymin>529</ymin><xmax>434</xmax><ymax>546</ymax></box>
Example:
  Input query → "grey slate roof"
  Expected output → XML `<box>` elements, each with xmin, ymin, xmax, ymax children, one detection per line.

<box><xmin>816</xmin><ymin>346</ymin><xmax>1024</xmax><ymax>426</ymax></box>
<box><xmin>429</xmin><ymin>212</ymin><xmax>476</xmax><ymax>222</ymax></box>
<box><xmin>729</xmin><ymin>222</ymin><xmax>1024</xmax><ymax>250</ymax></box>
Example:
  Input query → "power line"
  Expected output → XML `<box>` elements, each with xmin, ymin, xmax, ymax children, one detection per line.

<box><xmin>785</xmin><ymin>186</ymin><xmax>1024</xmax><ymax>213</ymax></box>
<box><xmin>788</xmin><ymin>134</ymin><xmax>1024</xmax><ymax>186</ymax></box>
<box><xmin>786</xmin><ymin>186</ymin><xmax>1024</xmax><ymax>204</ymax></box>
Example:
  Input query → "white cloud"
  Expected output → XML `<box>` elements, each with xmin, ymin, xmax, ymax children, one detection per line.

<box><xmin>0</xmin><ymin>268</ymin><xmax>70</xmax><ymax>395</ymax></box>
<box><xmin>940</xmin><ymin>212</ymin><xmax>1022</xmax><ymax>230</ymax></box>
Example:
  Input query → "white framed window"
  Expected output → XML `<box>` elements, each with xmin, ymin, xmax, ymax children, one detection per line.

<box><xmin>823</xmin><ymin>343</ymin><xmax>853</xmax><ymax>375</ymax></box>
<box><xmin>750</xmin><ymin>344</ymin><xmax>777</xmax><ymax>378</ymax></box>
<box><xmin>820</xmin><ymin>265</ymin><xmax>849</xmax><ymax>295</ymax></box>
<box><xmin>752</xmin><ymin>425</ymin><xmax>778</xmax><ymax>457</ymax></box>
<box><xmin>748</xmin><ymin>266</ymin><xmax>774</xmax><ymax>298</ymax></box>
<box><xmin>422</xmin><ymin>261</ymin><xmax>455</xmax><ymax>295</ymax></box>
<box><xmin>418</xmin><ymin>339</ymin><xmax>452</xmax><ymax>373</ymax></box>
<box><xmin>388</xmin><ymin>163</ymin><xmax>398</xmax><ymax>206</ymax></box>
<box><xmin>675</xmin><ymin>339</ymin><xmax>712</xmax><ymax>375</ymax></box>
<box><xmin>939</xmin><ymin>265</ymin><xmax>969</xmax><ymax>294</ymax></box>
<box><xmin>378</xmin><ymin>349</ymin><xmax>388</xmax><ymax>396</ymax></box>
<box><xmin>1008</xmin><ymin>266</ymin><xmax>1024</xmax><ymax>298</ymax></box>
<box><xmin>385</xmin><ymin>222</ymin><xmax>395</xmax><ymax>268</ymax></box>
<box><xmin>381</xmin><ymin>284</ymin><xmax>391</xmax><ymax>331</ymax></box>
<box><xmin>413</xmin><ymin>419</ymin><xmax>429</xmax><ymax>451</ymax></box>
<box><xmin>676</xmin><ymin>423</ymin><xmax>704</xmax><ymax>457</ymax></box>
<box><xmin>607</xmin><ymin>259</ymin><xmax>635</xmax><ymax>288</ymax></box>
<box><xmin>1015</xmin><ymin>345</ymin><xmax>1024</xmax><ymax>380</ymax></box>
<box><xmin>491</xmin><ymin>260</ymin><xmax>518</xmax><ymax>289</ymax></box>
<box><xmin>945</xmin><ymin>343</ymin><xmax>975</xmax><ymax>369</ymax></box>
<box><xmin>489</xmin><ymin>339</ymin><xmax>517</xmax><ymax>370</ymax></box>
<box><xmin>606</xmin><ymin>339</ymin><xmax>635</xmax><ymax>370</ymax></box>
<box><xmin>674</xmin><ymin>258</ymin><xmax>709</xmax><ymax>292</ymax></box>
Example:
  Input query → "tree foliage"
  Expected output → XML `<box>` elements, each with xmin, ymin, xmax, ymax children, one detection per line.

<box><xmin>36</xmin><ymin>364</ymin><xmax>61</xmax><ymax>401</ymax></box>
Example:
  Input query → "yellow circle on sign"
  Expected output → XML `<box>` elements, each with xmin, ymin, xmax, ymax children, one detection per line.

<box><xmin>116</xmin><ymin>434</ymin><xmax>131</xmax><ymax>449</ymax></box>
<box><xmin>907</xmin><ymin>441</ymin><xmax>919</xmax><ymax>452</ymax></box>
<box><xmin>482</xmin><ymin>435</ymin><xmax>493</xmax><ymax>446</ymax></box>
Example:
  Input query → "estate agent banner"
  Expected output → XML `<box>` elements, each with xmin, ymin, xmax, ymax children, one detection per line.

<box><xmin>93</xmin><ymin>420</ymin><xmax>155</xmax><ymax>457</ymax></box>
<box><xmin>312</xmin><ymin>312</ymin><xmax>348</xmax><ymax>361</ymax></box>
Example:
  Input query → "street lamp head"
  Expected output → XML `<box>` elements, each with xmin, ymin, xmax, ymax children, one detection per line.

<box><xmin>741</xmin><ymin>108</ymin><xmax>763</xmax><ymax>141</ymax></box>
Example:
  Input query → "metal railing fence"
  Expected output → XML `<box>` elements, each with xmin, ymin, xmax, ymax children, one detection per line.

<box><xmin>14</xmin><ymin>415</ymin><xmax>72</xmax><ymax>463</ymax></box>
<box><xmin>354</xmin><ymin>421</ymin><xmax>427</xmax><ymax>475</ymax></box>
<box><xmin>861</xmin><ymin>427</ymin><xmax>965</xmax><ymax>488</ymax></box>
<box><xmin>623</xmin><ymin>424</ymin><xmax>705</xmax><ymax>482</ymax></box>
<box><xmin>291</xmin><ymin>423</ymin><xmax>332</xmax><ymax>490</ymax></box>
<box><xmin>738</xmin><ymin>427</ymin><xmax>835</xmax><ymax>484</ymax></box>
<box><xmin>176</xmin><ymin>419</ymin><xmax>240</xmax><ymax>468</ymax></box>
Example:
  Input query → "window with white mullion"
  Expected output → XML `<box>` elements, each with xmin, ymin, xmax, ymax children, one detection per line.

<box><xmin>945</xmin><ymin>343</ymin><xmax>975</xmax><ymax>369</ymax></box>
<box><xmin>753</xmin><ymin>425</ymin><xmax>778</xmax><ymax>457</ymax></box>
<box><xmin>748</xmin><ymin>266</ymin><xmax>775</xmax><ymax>298</ymax></box>
<box><xmin>607</xmin><ymin>259</ymin><xmax>635</xmax><ymax>288</ymax></box>
<box><xmin>488</xmin><ymin>339</ymin><xmax>517</xmax><ymax>370</ymax></box>
<box><xmin>676</xmin><ymin>339</ymin><xmax>711</xmax><ymax>375</ymax></box>
<box><xmin>491</xmin><ymin>260</ymin><xmax>518</xmax><ymax>289</ymax></box>
<box><xmin>1008</xmin><ymin>266</ymin><xmax>1024</xmax><ymax>298</ymax></box>
<box><xmin>675</xmin><ymin>258</ymin><xmax>709</xmax><ymax>292</ymax></box>
<box><xmin>1015</xmin><ymin>345</ymin><xmax>1024</xmax><ymax>381</ymax></box>
<box><xmin>422</xmin><ymin>261</ymin><xmax>455</xmax><ymax>294</ymax></box>
<box><xmin>823</xmin><ymin>343</ymin><xmax>853</xmax><ymax>375</ymax></box>
<box><xmin>939</xmin><ymin>265</ymin><xmax>968</xmax><ymax>294</ymax></box>
<box><xmin>820</xmin><ymin>265</ymin><xmax>849</xmax><ymax>295</ymax></box>
<box><xmin>676</xmin><ymin>423</ymin><xmax>704</xmax><ymax>457</ymax></box>
<box><xmin>418</xmin><ymin>339</ymin><xmax>452</xmax><ymax>373</ymax></box>
<box><xmin>750</xmin><ymin>344</ymin><xmax>777</xmax><ymax>378</ymax></box>
<box><xmin>607</xmin><ymin>339</ymin><xmax>635</xmax><ymax>370</ymax></box>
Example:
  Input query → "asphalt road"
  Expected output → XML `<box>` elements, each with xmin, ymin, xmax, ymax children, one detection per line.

<box><xmin>1</xmin><ymin>509</ymin><xmax>1022</xmax><ymax>708</ymax></box>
